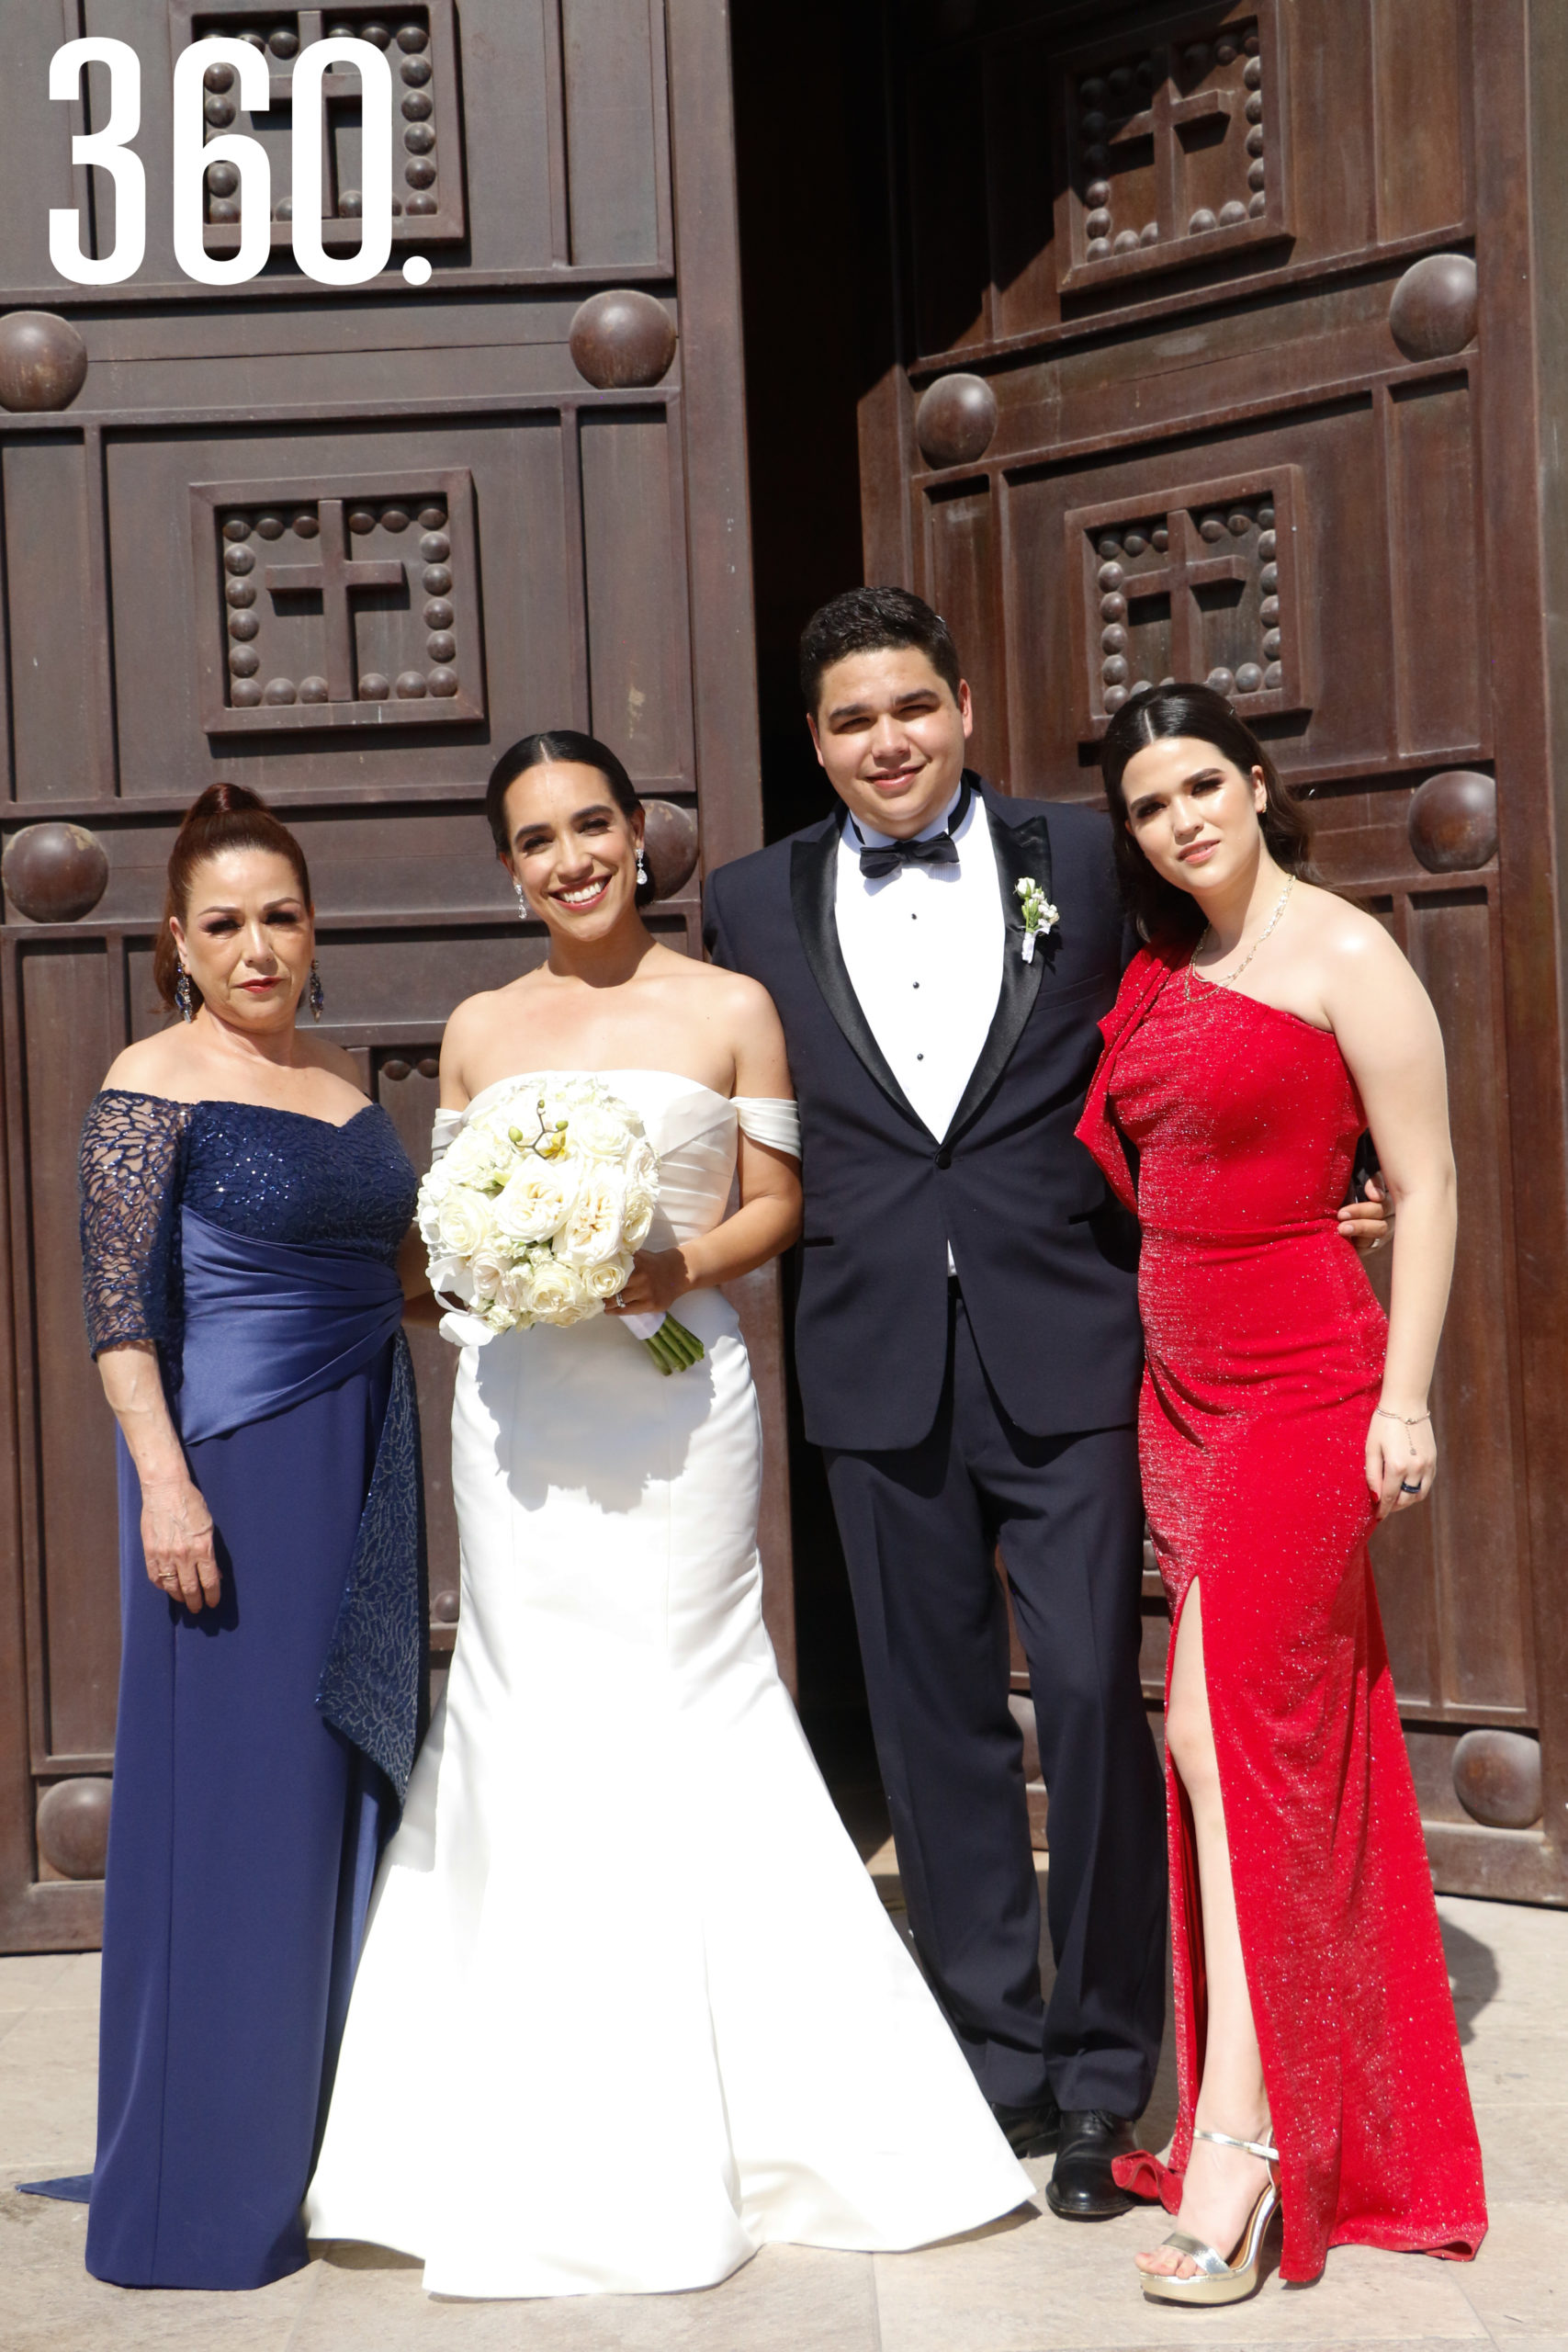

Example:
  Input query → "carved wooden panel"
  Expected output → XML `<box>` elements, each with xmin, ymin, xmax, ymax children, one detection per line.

<box><xmin>4</xmin><ymin>1</ymin><xmax>674</xmax><ymax>298</ymax></box>
<box><xmin>900</xmin><ymin>0</ymin><xmax>1473</xmax><ymax>366</ymax></box>
<box><xmin>867</xmin><ymin>0</ymin><xmax>1568</xmax><ymax>1905</ymax></box>
<box><xmin>1054</xmin><ymin>4</ymin><xmax>1288</xmax><ymax>295</ymax></box>
<box><xmin>1064</xmin><ymin>466</ymin><xmax>1311</xmax><ymax>738</ymax></box>
<box><xmin>0</xmin><ymin>0</ymin><xmax>774</xmax><ymax>1951</ymax></box>
<box><xmin>169</xmin><ymin>0</ymin><xmax>468</xmax><ymax>249</ymax></box>
<box><xmin>190</xmin><ymin>468</ymin><xmax>483</xmax><ymax>729</ymax></box>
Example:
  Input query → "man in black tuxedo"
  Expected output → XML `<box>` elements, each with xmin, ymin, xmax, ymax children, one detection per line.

<box><xmin>705</xmin><ymin>586</ymin><xmax>1158</xmax><ymax>2216</ymax></box>
<box><xmin>706</xmin><ymin>588</ymin><xmax>1383</xmax><ymax>2218</ymax></box>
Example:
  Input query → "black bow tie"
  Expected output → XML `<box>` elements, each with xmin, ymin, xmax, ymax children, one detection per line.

<box><xmin>853</xmin><ymin>782</ymin><xmax>973</xmax><ymax>880</ymax></box>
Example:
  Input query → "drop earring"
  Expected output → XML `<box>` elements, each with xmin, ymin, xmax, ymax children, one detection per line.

<box><xmin>308</xmin><ymin>960</ymin><xmax>325</xmax><ymax>1022</ymax></box>
<box><xmin>175</xmin><ymin>965</ymin><xmax>194</xmax><ymax>1023</ymax></box>
<box><xmin>513</xmin><ymin>877</ymin><xmax>526</xmax><ymax>922</ymax></box>
<box><xmin>636</xmin><ymin>848</ymin><xmax>649</xmax><ymax>888</ymax></box>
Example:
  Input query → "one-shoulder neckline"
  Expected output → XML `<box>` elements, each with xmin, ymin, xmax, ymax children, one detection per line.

<box><xmin>99</xmin><ymin>1085</ymin><xmax>383</xmax><ymax>1135</ymax></box>
<box><xmin>452</xmin><ymin>1069</ymin><xmax>734</xmax><ymax>1121</ymax></box>
<box><xmin>1180</xmin><ymin>972</ymin><xmax>1337</xmax><ymax>1039</ymax></box>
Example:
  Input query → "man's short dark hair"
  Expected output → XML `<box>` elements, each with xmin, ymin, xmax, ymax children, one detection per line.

<box><xmin>798</xmin><ymin>585</ymin><xmax>964</xmax><ymax>712</ymax></box>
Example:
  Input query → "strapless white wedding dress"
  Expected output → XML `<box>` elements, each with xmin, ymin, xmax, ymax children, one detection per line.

<box><xmin>305</xmin><ymin>1071</ymin><xmax>1029</xmax><ymax>2299</ymax></box>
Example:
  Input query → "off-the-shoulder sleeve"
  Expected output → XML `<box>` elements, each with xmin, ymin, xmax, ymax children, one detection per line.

<box><xmin>733</xmin><ymin>1097</ymin><xmax>801</xmax><ymax>1158</ymax></box>
<box><xmin>79</xmin><ymin>1091</ymin><xmax>191</xmax><ymax>1358</ymax></box>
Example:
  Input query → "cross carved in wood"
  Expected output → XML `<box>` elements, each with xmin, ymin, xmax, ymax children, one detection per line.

<box><xmin>265</xmin><ymin>28</ymin><xmax>378</xmax><ymax>219</ymax></box>
<box><xmin>264</xmin><ymin>498</ymin><xmax>404</xmax><ymax>701</ymax></box>
<box><xmin>1122</xmin><ymin>509</ymin><xmax>1253</xmax><ymax>678</ymax></box>
<box><xmin>1107</xmin><ymin>56</ymin><xmax>1235</xmax><ymax>240</ymax></box>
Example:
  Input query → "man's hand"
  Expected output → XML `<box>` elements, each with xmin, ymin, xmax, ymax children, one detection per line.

<box><xmin>1338</xmin><ymin>1173</ymin><xmax>1393</xmax><ymax>1257</ymax></box>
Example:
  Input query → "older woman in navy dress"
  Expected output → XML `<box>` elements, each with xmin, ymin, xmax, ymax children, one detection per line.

<box><xmin>77</xmin><ymin>783</ymin><xmax>423</xmax><ymax>2290</ymax></box>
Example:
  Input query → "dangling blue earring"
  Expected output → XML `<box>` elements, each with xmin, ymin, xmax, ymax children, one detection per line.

<box><xmin>308</xmin><ymin>960</ymin><xmax>325</xmax><ymax>1022</ymax></box>
<box><xmin>175</xmin><ymin>966</ymin><xmax>194</xmax><ymax>1023</ymax></box>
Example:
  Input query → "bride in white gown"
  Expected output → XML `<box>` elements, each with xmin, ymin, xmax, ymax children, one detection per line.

<box><xmin>305</xmin><ymin>731</ymin><xmax>1030</xmax><ymax>2299</ymax></box>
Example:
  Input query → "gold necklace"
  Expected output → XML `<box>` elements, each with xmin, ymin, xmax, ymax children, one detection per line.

<box><xmin>1184</xmin><ymin>874</ymin><xmax>1295</xmax><ymax>1003</ymax></box>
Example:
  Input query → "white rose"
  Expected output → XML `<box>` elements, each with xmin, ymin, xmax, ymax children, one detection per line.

<box><xmin>442</xmin><ymin>1122</ymin><xmax>515</xmax><ymax>1193</ymax></box>
<box><xmin>492</xmin><ymin>1163</ymin><xmax>576</xmax><ymax>1244</ymax></box>
<box><xmin>622</xmin><ymin>1184</ymin><xmax>655</xmax><ymax>1249</ymax></box>
<box><xmin>481</xmin><ymin>1098</ymin><xmax>544</xmax><ymax>1151</ymax></box>
<box><xmin>554</xmin><ymin>1291</ymin><xmax>603</xmax><ymax>1328</ymax></box>
<box><xmin>437</xmin><ymin>1128</ymin><xmax>478</xmax><ymax>1182</ymax></box>
<box><xmin>536</xmin><ymin>1084</ymin><xmax>584</xmax><ymax>1136</ymax></box>
<box><xmin>435</xmin><ymin>1186</ymin><xmax>497</xmax><ymax>1260</ymax></box>
<box><xmin>581</xmin><ymin>1248</ymin><xmax>636</xmax><ymax>1300</ymax></box>
<box><xmin>570</xmin><ymin>1102</ymin><xmax>636</xmax><ymax>1159</ymax></box>
<box><xmin>425</xmin><ymin>1251</ymin><xmax>474</xmax><ymax>1305</ymax></box>
<box><xmin>599</xmin><ymin>1084</ymin><xmax>645</xmax><ymax>1136</ymax></box>
<box><xmin>626</xmin><ymin>1136</ymin><xmax>659</xmax><ymax>1191</ymax></box>
<box><xmin>555</xmin><ymin>1168</ymin><xmax>626</xmax><ymax>1266</ymax></box>
<box><xmin>495</xmin><ymin>1261</ymin><xmax>541</xmax><ymax>1319</ymax></box>
<box><xmin>468</xmin><ymin>1247</ymin><xmax>509</xmax><ymax>1306</ymax></box>
<box><xmin>416</xmin><ymin>1164</ymin><xmax>454</xmax><ymax>1249</ymax></box>
<box><xmin>525</xmin><ymin>1255</ymin><xmax>597</xmax><ymax>1325</ymax></box>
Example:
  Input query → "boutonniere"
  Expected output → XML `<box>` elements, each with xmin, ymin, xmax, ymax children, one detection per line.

<box><xmin>1015</xmin><ymin>876</ymin><xmax>1059</xmax><ymax>963</ymax></box>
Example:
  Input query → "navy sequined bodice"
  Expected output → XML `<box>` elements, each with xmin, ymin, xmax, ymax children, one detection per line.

<box><xmin>80</xmin><ymin>1089</ymin><xmax>417</xmax><ymax>1359</ymax></box>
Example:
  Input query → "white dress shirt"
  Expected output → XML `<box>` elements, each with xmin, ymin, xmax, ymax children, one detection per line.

<box><xmin>834</xmin><ymin>784</ymin><xmax>1004</xmax><ymax>1144</ymax></box>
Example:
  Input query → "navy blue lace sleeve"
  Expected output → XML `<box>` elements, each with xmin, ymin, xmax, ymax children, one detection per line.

<box><xmin>79</xmin><ymin>1091</ymin><xmax>191</xmax><ymax>1358</ymax></box>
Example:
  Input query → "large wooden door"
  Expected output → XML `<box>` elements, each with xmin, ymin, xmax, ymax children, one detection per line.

<box><xmin>862</xmin><ymin>0</ymin><xmax>1568</xmax><ymax>1901</ymax></box>
<box><xmin>0</xmin><ymin>0</ymin><xmax>787</xmax><ymax>1951</ymax></box>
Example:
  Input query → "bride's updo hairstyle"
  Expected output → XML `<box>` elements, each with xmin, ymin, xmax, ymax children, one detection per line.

<box><xmin>485</xmin><ymin>729</ymin><xmax>655</xmax><ymax>910</ymax></box>
<box><xmin>1099</xmin><ymin>681</ymin><xmax>1315</xmax><ymax>944</ymax></box>
<box><xmin>152</xmin><ymin>781</ymin><xmax>314</xmax><ymax>1012</ymax></box>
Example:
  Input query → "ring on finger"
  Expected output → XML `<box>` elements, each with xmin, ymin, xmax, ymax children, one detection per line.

<box><xmin>1400</xmin><ymin>1479</ymin><xmax>1423</xmax><ymax>1495</ymax></box>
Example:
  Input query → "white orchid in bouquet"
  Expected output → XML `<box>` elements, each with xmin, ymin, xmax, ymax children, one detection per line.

<box><xmin>419</xmin><ymin>1076</ymin><xmax>704</xmax><ymax>1374</ymax></box>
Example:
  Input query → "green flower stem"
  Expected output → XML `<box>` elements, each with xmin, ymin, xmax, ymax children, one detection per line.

<box><xmin>639</xmin><ymin>1311</ymin><xmax>705</xmax><ymax>1375</ymax></box>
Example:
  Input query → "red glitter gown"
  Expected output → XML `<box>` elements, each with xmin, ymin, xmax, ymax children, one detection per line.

<box><xmin>1076</xmin><ymin>944</ymin><xmax>1485</xmax><ymax>2284</ymax></box>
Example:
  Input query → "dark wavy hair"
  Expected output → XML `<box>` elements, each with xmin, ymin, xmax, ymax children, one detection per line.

<box><xmin>1098</xmin><ymin>683</ymin><xmax>1314</xmax><ymax>944</ymax></box>
<box><xmin>153</xmin><ymin>782</ymin><xmax>312</xmax><ymax>1012</ymax></box>
<box><xmin>798</xmin><ymin>585</ymin><xmax>963</xmax><ymax>712</ymax></box>
<box><xmin>484</xmin><ymin>729</ymin><xmax>653</xmax><ymax>910</ymax></box>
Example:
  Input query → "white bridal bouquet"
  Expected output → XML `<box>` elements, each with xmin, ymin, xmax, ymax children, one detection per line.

<box><xmin>418</xmin><ymin>1075</ymin><xmax>705</xmax><ymax>1374</ymax></box>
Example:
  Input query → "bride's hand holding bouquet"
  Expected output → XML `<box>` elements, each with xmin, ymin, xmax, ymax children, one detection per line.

<box><xmin>418</xmin><ymin>1073</ymin><xmax>705</xmax><ymax>1374</ymax></box>
<box><xmin>602</xmin><ymin>1237</ymin><xmax>695</xmax><ymax>1321</ymax></box>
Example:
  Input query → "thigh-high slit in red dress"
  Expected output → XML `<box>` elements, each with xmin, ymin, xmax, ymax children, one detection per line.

<box><xmin>1076</xmin><ymin>944</ymin><xmax>1485</xmax><ymax>2285</ymax></box>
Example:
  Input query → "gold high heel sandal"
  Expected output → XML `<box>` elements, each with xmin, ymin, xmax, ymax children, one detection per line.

<box><xmin>1137</xmin><ymin>2128</ymin><xmax>1280</xmax><ymax>2307</ymax></box>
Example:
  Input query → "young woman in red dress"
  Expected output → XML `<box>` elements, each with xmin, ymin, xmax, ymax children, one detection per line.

<box><xmin>1076</xmin><ymin>684</ymin><xmax>1486</xmax><ymax>2307</ymax></box>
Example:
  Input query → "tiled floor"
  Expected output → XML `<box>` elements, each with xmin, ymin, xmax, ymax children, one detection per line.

<box><xmin>0</xmin><ymin>1891</ymin><xmax>1562</xmax><ymax>2352</ymax></box>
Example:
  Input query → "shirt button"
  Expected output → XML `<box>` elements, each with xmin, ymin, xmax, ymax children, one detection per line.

<box><xmin>916</xmin><ymin>1052</ymin><xmax>924</xmax><ymax>1061</ymax></box>
<box><xmin>935</xmin><ymin>1147</ymin><xmax>952</xmax><ymax>1169</ymax></box>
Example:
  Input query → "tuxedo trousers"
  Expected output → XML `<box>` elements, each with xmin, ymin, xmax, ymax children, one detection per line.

<box><xmin>823</xmin><ymin>1290</ymin><xmax>1166</xmax><ymax>2116</ymax></box>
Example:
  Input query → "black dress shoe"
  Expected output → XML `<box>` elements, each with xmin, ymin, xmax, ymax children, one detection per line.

<box><xmin>1044</xmin><ymin>2109</ymin><xmax>1139</xmax><ymax>2219</ymax></box>
<box><xmin>989</xmin><ymin>2092</ymin><xmax>1061</xmax><ymax>2159</ymax></box>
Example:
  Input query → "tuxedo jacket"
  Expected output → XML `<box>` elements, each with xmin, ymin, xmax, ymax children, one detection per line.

<box><xmin>704</xmin><ymin>774</ymin><xmax>1145</xmax><ymax>1453</ymax></box>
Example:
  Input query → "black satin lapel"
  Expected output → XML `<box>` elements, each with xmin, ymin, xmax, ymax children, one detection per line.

<box><xmin>944</xmin><ymin>803</ymin><xmax>1055</xmax><ymax>1143</ymax></box>
<box><xmin>789</xmin><ymin>826</ymin><xmax>925</xmax><ymax>1130</ymax></box>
